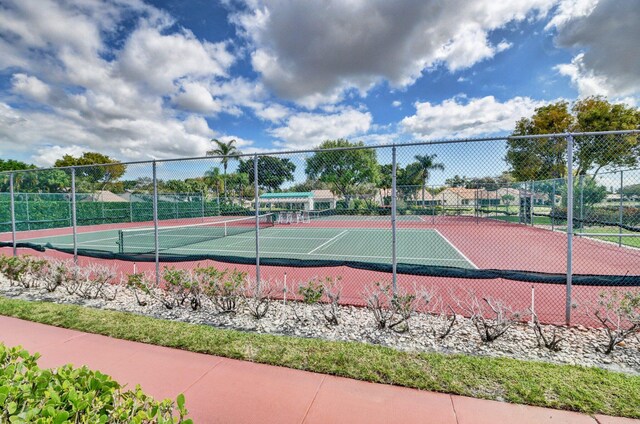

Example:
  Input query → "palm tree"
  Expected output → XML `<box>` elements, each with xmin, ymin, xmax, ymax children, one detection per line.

<box><xmin>206</xmin><ymin>139</ymin><xmax>242</xmax><ymax>195</ymax></box>
<box><xmin>203</xmin><ymin>167</ymin><xmax>224</xmax><ymax>197</ymax></box>
<box><xmin>412</xmin><ymin>154</ymin><xmax>445</xmax><ymax>208</ymax></box>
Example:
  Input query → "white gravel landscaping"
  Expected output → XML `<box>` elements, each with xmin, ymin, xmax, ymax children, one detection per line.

<box><xmin>1</xmin><ymin>273</ymin><xmax>638</xmax><ymax>376</ymax></box>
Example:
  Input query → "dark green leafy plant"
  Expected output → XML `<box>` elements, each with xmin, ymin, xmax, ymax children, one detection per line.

<box><xmin>297</xmin><ymin>278</ymin><xmax>324</xmax><ymax>304</ymax></box>
<box><xmin>0</xmin><ymin>343</ymin><xmax>191</xmax><ymax>423</ymax></box>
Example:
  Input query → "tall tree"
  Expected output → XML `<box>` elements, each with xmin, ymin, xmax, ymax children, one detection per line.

<box><xmin>206</xmin><ymin>139</ymin><xmax>242</xmax><ymax>195</ymax></box>
<box><xmin>305</xmin><ymin>139</ymin><xmax>380</xmax><ymax>205</ymax></box>
<box><xmin>54</xmin><ymin>152</ymin><xmax>126</xmax><ymax>190</ymax></box>
<box><xmin>572</xmin><ymin>96</ymin><xmax>640</xmax><ymax>176</ymax></box>
<box><xmin>238</xmin><ymin>156</ymin><xmax>296</xmax><ymax>192</ymax></box>
<box><xmin>506</xmin><ymin>101</ymin><xmax>573</xmax><ymax>181</ymax></box>
<box><xmin>204</xmin><ymin>167</ymin><xmax>224</xmax><ymax>195</ymax></box>
<box><xmin>0</xmin><ymin>159</ymin><xmax>35</xmax><ymax>172</ymax></box>
<box><xmin>409</xmin><ymin>154</ymin><xmax>444</xmax><ymax>208</ymax></box>
<box><xmin>506</xmin><ymin>98</ymin><xmax>640</xmax><ymax>181</ymax></box>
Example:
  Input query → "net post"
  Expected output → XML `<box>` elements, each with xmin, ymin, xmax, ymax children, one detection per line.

<box><xmin>579</xmin><ymin>174</ymin><xmax>584</xmax><ymax>235</ymax></box>
<box><xmin>152</xmin><ymin>161</ymin><xmax>160</xmax><ymax>285</ymax></box>
<box><xmin>391</xmin><ymin>145</ymin><xmax>397</xmax><ymax>296</ymax></box>
<box><xmin>565</xmin><ymin>134</ymin><xmax>574</xmax><ymax>326</ymax></box>
<box><xmin>619</xmin><ymin>170</ymin><xmax>624</xmax><ymax>247</ymax></box>
<box><xmin>71</xmin><ymin>167</ymin><xmax>78</xmax><ymax>264</ymax></box>
<box><xmin>254</xmin><ymin>154</ymin><xmax>261</xmax><ymax>290</ymax></box>
<box><xmin>9</xmin><ymin>173</ymin><xmax>17</xmax><ymax>257</ymax></box>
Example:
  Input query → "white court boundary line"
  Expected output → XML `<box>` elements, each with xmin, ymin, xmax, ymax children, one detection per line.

<box><xmin>307</xmin><ymin>230</ymin><xmax>348</xmax><ymax>254</ymax></box>
<box><xmin>432</xmin><ymin>229</ymin><xmax>478</xmax><ymax>269</ymax></box>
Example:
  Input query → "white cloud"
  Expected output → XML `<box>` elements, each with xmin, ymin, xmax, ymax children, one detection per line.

<box><xmin>11</xmin><ymin>74</ymin><xmax>51</xmax><ymax>102</ymax></box>
<box><xmin>392</xmin><ymin>101</ymin><xmax>402</xmax><ymax>108</ymax></box>
<box><xmin>270</xmin><ymin>108</ymin><xmax>372</xmax><ymax>149</ymax></box>
<box><xmin>549</xmin><ymin>0</ymin><xmax>640</xmax><ymax>97</ymax></box>
<box><xmin>173</xmin><ymin>82</ymin><xmax>222</xmax><ymax>114</ymax></box>
<box><xmin>555</xmin><ymin>53</ymin><xmax>611</xmax><ymax>97</ymax></box>
<box><xmin>0</xmin><ymin>0</ymin><xmax>252</xmax><ymax>164</ymax></box>
<box><xmin>254</xmin><ymin>103</ymin><xmax>290</xmax><ymax>122</ymax></box>
<box><xmin>233</xmin><ymin>0</ymin><xmax>556</xmax><ymax>106</ymax></box>
<box><xmin>401</xmin><ymin>95</ymin><xmax>546</xmax><ymax>139</ymax></box>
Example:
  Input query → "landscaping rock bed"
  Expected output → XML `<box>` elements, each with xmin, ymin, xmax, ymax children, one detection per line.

<box><xmin>1</xmin><ymin>274</ymin><xmax>638</xmax><ymax>375</ymax></box>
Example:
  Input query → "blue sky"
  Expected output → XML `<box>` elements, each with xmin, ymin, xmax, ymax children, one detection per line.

<box><xmin>0</xmin><ymin>0</ymin><xmax>638</xmax><ymax>184</ymax></box>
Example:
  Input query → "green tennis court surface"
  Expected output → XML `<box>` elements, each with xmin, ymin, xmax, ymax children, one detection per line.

<box><xmin>19</xmin><ymin>225</ymin><xmax>476</xmax><ymax>268</ymax></box>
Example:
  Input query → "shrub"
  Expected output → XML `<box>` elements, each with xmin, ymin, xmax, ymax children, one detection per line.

<box><xmin>364</xmin><ymin>282</ymin><xmax>417</xmax><ymax>333</ymax></box>
<box><xmin>43</xmin><ymin>259</ymin><xmax>72</xmax><ymax>293</ymax></box>
<box><xmin>0</xmin><ymin>343</ymin><xmax>191</xmax><ymax>423</ymax></box>
<box><xmin>161</xmin><ymin>267</ymin><xmax>195</xmax><ymax>310</ymax></box>
<box><xmin>592</xmin><ymin>290</ymin><xmax>640</xmax><ymax>354</ymax></box>
<box><xmin>457</xmin><ymin>292</ymin><xmax>521</xmax><ymax>342</ymax></box>
<box><xmin>531</xmin><ymin>313</ymin><xmax>564</xmax><ymax>352</ymax></box>
<box><xmin>244</xmin><ymin>279</ymin><xmax>274</xmax><ymax>320</ymax></box>
<box><xmin>197</xmin><ymin>267</ymin><xmax>246</xmax><ymax>314</ymax></box>
<box><xmin>126</xmin><ymin>272</ymin><xmax>153</xmax><ymax>307</ymax></box>
<box><xmin>297</xmin><ymin>278</ymin><xmax>324</xmax><ymax>304</ymax></box>
<box><xmin>321</xmin><ymin>277</ymin><xmax>342</xmax><ymax>326</ymax></box>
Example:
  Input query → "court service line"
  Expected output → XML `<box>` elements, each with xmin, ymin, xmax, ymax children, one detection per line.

<box><xmin>432</xmin><ymin>229</ymin><xmax>478</xmax><ymax>269</ymax></box>
<box><xmin>307</xmin><ymin>230</ymin><xmax>349</xmax><ymax>254</ymax></box>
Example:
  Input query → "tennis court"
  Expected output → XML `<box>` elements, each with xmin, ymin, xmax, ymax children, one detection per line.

<box><xmin>16</xmin><ymin>216</ymin><xmax>476</xmax><ymax>269</ymax></box>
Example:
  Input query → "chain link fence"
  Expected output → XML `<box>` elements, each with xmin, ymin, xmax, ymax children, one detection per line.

<box><xmin>1</xmin><ymin>130</ymin><xmax>639</xmax><ymax>325</ymax></box>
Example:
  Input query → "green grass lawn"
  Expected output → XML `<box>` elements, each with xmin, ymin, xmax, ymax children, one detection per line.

<box><xmin>0</xmin><ymin>296</ymin><xmax>638</xmax><ymax>418</ymax></box>
<box><xmin>575</xmin><ymin>227</ymin><xmax>640</xmax><ymax>248</ymax></box>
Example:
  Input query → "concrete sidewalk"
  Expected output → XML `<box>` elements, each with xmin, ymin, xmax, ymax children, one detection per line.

<box><xmin>0</xmin><ymin>315</ymin><xmax>636</xmax><ymax>424</ymax></box>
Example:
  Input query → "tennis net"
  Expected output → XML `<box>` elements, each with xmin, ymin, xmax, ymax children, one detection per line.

<box><xmin>117</xmin><ymin>214</ymin><xmax>274</xmax><ymax>253</ymax></box>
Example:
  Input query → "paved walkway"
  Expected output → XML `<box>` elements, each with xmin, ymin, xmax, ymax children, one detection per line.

<box><xmin>0</xmin><ymin>316</ymin><xmax>636</xmax><ymax>424</ymax></box>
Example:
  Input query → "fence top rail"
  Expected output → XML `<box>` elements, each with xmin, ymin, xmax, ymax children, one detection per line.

<box><xmin>1</xmin><ymin>129</ymin><xmax>639</xmax><ymax>176</ymax></box>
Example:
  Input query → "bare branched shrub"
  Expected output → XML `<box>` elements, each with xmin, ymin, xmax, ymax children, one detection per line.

<box><xmin>364</xmin><ymin>282</ymin><xmax>395</xmax><ymax>329</ymax></box>
<box><xmin>64</xmin><ymin>264</ymin><xmax>91</xmax><ymax>296</ymax></box>
<box><xmin>419</xmin><ymin>290</ymin><xmax>457</xmax><ymax>340</ymax></box>
<box><xmin>43</xmin><ymin>259</ymin><xmax>73</xmax><ymax>293</ymax></box>
<box><xmin>364</xmin><ymin>282</ymin><xmax>417</xmax><ymax>333</ymax></box>
<box><xmin>78</xmin><ymin>263</ymin><xmax>118</xmax><ymax>300</ymax></box>
<box><xmin>322</xmin><ymin>277</ymin><xmax>342</xmax><ymax>326</ymax></box>
<box><xmin>592</xmin><ymin>290</ymin><xmax>640</xmax><ymax>354</ymax></box>
<box><xmin>457</xmin><ymin>292</ymin><xmax>521</xmax><ymax>342</ymax></box>
<box><xmin>531</xmin><ymin>313</ymin><xmax>564</xmax><ymax>352</ymax></box>
<box><xmin>244</xmin><ymin>279</ymin><xmax>275</xmax><ymax>320</ymax></box>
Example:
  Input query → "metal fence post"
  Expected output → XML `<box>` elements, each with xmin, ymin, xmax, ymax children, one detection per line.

<box><xmin>530</xmin><ymin>180</ymin><xmax>535</xmax><ymax>226</ymax></box>
<box><xmin>9</xmin><ymin>173</ymin><xmax>16</xmax><ymax>257</ymax></box>
<box><xmin>152</xmin><ymin>161</ymin><xmax>160</xmax><ymax>285</ymax></box>
<box><xmin>565</xmin><ymin>134</ymin><xmax>574</xmax><ymax>325</ymax></box>
<box><xmin>551</xmin><ymin>179</ymin><xmax>556</xmax><ymax>232</ymax></box>
<box><xmin>254</xmin><ymin>154</ymin><xmax>261</xmax><ymax>290</ymax></box>
<box><xmin>579</xmin><ymin>174</ymin><xmax>584</xmax><ymax>235</ymax></box>
<box><xmin>25</xmin><ymin>193</ymin><xmax>30</xmax><ymax>231</ymax></box>
<box><xmin>619</xmin><ymin>170</ymin><xmax>624</xmax><ymax>247</ymax></box>
<box><xmin>71</xmin><ymin>168</ymin><xmax>78</xmax><ymax>263</ymax></box>
<box><xmin>391</xmin><ymin>145</ymin><xmax>397</xmax><ymax>295</ymax></box>
<box><xmin>201</xmin><ymin>191</ymin><xmax>205</xmax><ymax>222</ymax></box>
